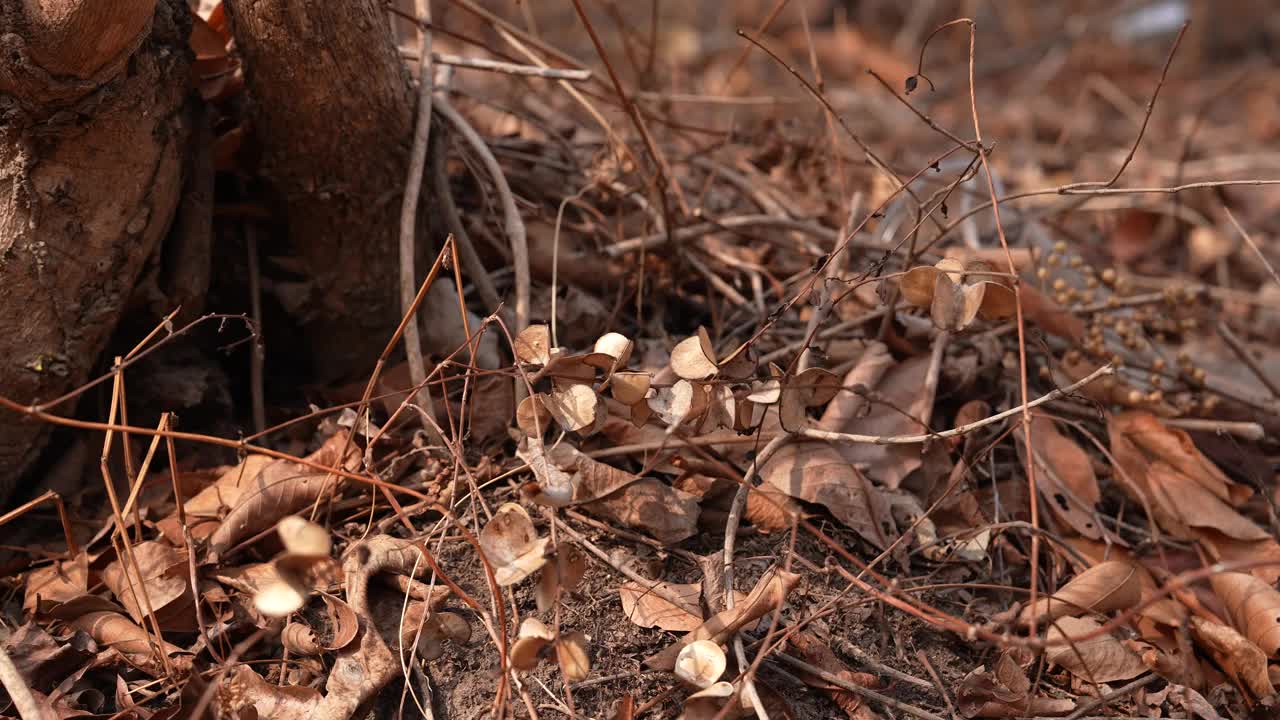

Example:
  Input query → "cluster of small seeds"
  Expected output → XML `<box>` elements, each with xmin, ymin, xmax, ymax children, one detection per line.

<box><xmin>1032</xmin><ymin>241</ymin><xmax>1221</xmax><ymax>414</ymax></box>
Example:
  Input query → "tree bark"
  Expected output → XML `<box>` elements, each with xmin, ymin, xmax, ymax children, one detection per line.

<box><xmin>223</xmin><ymin>0</ymin><xmax>422</xmax><ymax>382</ymax></box>
<box><xmin>0</xmin><ymin>0</ymin><xmax>191</xmax><ymax>502</ymax></box>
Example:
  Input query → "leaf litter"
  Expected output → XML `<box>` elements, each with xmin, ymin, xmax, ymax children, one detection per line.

<box><xmin>1</xmin><ymin>3</ymin><xmax>1279</xmax><ymax>719</ymax></box>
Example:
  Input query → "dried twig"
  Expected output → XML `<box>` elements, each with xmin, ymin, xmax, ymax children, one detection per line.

<box><xmin>398</xmin><ymin>0</ymin><xmax>441</xmax><ymax>441</ymax></box>
<box><xmin>435</xmin><ymin>95</ymin><xmax>530</xmax><ymax>333</ymax></box>
<box><xmin>399</xmin><ymin>49</ymin><xmax>593</xmax><ymax>80</ymax></box>
<box><xmin>802</xmin><ymin>364</ymin><xmax>1113</xmax><ymax>446</ymax></box>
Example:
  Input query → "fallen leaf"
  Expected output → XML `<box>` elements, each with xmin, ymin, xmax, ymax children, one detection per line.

<box><xmin>1044</xmin><ymin>616</ymin><xmax>1148</xmax><ymax>682</ymax></box>
<box><xmin>536</xmin><ymin>545</ymin><xmax>588</xmax><ymax>612</ymax></box>
<box><xmin>101</xmin><ymin>541</ymin><xmax>196</xmax><ymax>632</ymax></box>
<box><xmin>1019</xmin><ymin>414</ymin><xmax>1109</xmax><ymax>541</ymax></box>
<box><xmin>1190</xmin><ymin>616</ymin><xmax>1274</xmax><ymax>698</ymax></box>
<box><xmin>956</xmin><ymin>650</ymin><xmax>1076</xmax><ymax>718</ymax></box>
<box><xmin>1018</xmin><ymin>560</ymin><xmax>1143</xmax><ymax>626</ymax></box>
<box><xmin>514</xmin><ymin>324</ymin><xmax>552</xmax><ymax>365</ymax></box>
<box><xmin>557</xmin><ymin>630</ymin><xmax>591</xmax><ymax>681</ymax></box>
<box><xmin>761</xmin><ymin>441</ymin><xmax>893</xmax><ymax>549</ymax></box>
<box><xmin>818</xmin><ymin>353</ymin><xmax>934</xmax><ymax>490</ymax></box>
<box><xmin>511</xmin><ymin>618</ymin><xmax>555</xmax><ymax>671</ymax></box>
<box><xmin>675</xmin><ymin>640</ymin><xmax>726</xmax><ymax>689</ymax></box>
<box><xmin>2</xmin><ymin>622</ymin><xmax>95</xmax><ymax>693</ymax></box>
<box><xmin>207</xmin><ymin>432</ymin><xmax>359</xmax><ymax>556</ymax></box>
<box><xmin>645</xmin><ymin>567</ymin><xmax>801</xmax><ymax>670</ymax></box>
<box><xmin>546</xmin><ymin>383</ymin><xmax>605</xmax><ymax>434</ymax></box>
<box><xmin>479</xmin><ymin>503</ymin><xmax>550</xmax><ymax>586</ymax></box>
<box><xmin>618</xmin><ymin>580</ymin><xmax>704</xmax><ymax>631</ymax></box>
<box><xmin>583</xmin><ymin>478</ymin><xmax>700</xmax><ymax>545</ymax></box>
<box><xmin>670</xmin><ymin>329</ymin><xmax>718</xmax><ymax>380</ymax></box>
<box><xmin>1210</xmin><ymin>572</ymin><xmax>1280</xmax><ymax>657</ymax></box>
<box><xmin>51</xmin><ymin>596</ymin><xmax>189</xmax><ymax>677</ymax></box>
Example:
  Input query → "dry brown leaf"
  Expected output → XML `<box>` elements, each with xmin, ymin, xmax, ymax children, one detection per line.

<box><xmin>1210</xmin><ymin>572</ymin><xmax>1280</xmax><ymax>657</ymax></box>
<box><xmin>546</xmin><ymin>383</ymin><xmax>604</xmax><ymax>434</ymax></box>
<box><xmin>682</xmin><ymin>681</ymin><xmax>751</xmax><ymax>720</ymax></box>
<box><xmin>206</xmin><ymin>432</ymin><xmax>358</xmax><ymax>556</ymax></box>
<box><xmin>557</xmin><ymin>630</ymin><xmax>591</xmax><ymax>682</ymax></box>
<box><xmin>1190</xmin><ymin>616</ymin><xmax>1274</xmax><ymax>698</ymax></box>
<box><xmin>514</xmin><ymin>323</ymin><xmax>552</xmax><ymax>365</ymax></box>
<box><xmin>516</xmin><ymin>393</ymin><xmax>554</xmax><ymax>436</ymax></box>
<box><xmin>670</xmin><ymin>328</ymin><xmax>718</xmax><ymax>380</ymax></box>
<box><xmin>610</xmin><ymin>371</ymin><xmax>651</xmax><ymax>405</ymax></box>
<box><xmin>645</xmin><ymin>567</ymin><xmax>800</xmax><ymax>670</ymax></box>
<box><xmin>900</xmin><ymin>260</ymin><xmax>1016</xmax><ymax>331</ymax></box>
<box><xmin>1018</xmin><ymin>284</ymin><xmax>1084</xmax><ymax>343</ymax></box>
<box><xmin>511</xmin><ymin>618</ymin><xmax>554</xmax><ymax>671</ymax></box>
<box><xmin>675</xmin><ymin>640</ymin><xmax>726</xmax><ymax>689</ymax></box>
<box><xmin>1044</xmin><ymin>616</ymin><xmax>1148</xmax><ymax>682</ymax></box>
<box><xmin>788</xmin><ymin>631</ymin><xmax>883</xmax><ymax>720</ymax></box>
<box><xmin>818</xmin><ymin>353</ymin><xmax>933</xmax><ymax>490</ymax></box>
<box><xmin>761</xmin><ymin>441</ymin><xmax>892</xmax><ymax>549</ymax></box>
<box><xmin>283</xmin><ymin>622</ymin><xmax>323</xmax><ymax>656</ymax></box>
<box><xmin>583</xmin><ymin>477</ymin><xmax>700</xmax><ymax>545</ymax></box>
<box><xmin>956</xmin><ymin>650</ymin><xmax>1076</xmax><ymax>718</ymax></box>
<box><xmin>24</xmin><ymin>554</ymin><xmax>88</xmax><ymax>615</ymax></box>
<box><xmin>1112</xmin><ymin>412</ymin><xmax>1252</xmax><ymax>506</ymax></box>
<box><xmin>536</xmin><ymin>545</ymin><xmax>588</xmax><ymax>612</ymax></box>
<box><xmin>1020</xmin><ymin>414</ymin><xmax>1108</xmax><ymax>541</ymax></box>
<box><xmin>648</xmin><ymin>379</ymin><xmax>711</xmax><ymax>427</ymax></box>
<box><xmin>1018</xmin><ymin>560</ymin><xmax>1143</xmax><ymax>626</ymax></box>
<box><xmin>618</xmin><ymin>580</ymin><xmax>703</xmax><ymax>631</ymax></box>
<box><xmin>101</xmin><ymin>541</ymin><xmax>196</xmax><ymax>632</ymax></box>
<box><xmin>479</xmin><ymin>503</ymin><xmax>550</xmax><ymax>586</ymax></box>
<box><xmin>51</xmin><ymin>596</ymin><xmax>189</xmax><ymax>677</ymax></box>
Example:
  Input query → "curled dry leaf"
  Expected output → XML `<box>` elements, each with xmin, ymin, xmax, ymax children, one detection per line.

<box><xmin>956</xmin><ymin>650</ymin><xmax>1075</xmax><ymax>718</ymax></box>
<box><xmin>516</xmin><ymin>393</ymin><xmax>554</xmax><ymax>436</ymax></box>
<box><xmin>761</xmin><ymin>442</ymin><xmax>892</xmax><ymax>549</ymax></box>
<box><xmin>546</xmin><ymin>383</ymin><xmax>604</xmax><ymax>435</ymax></box>
<box><xmin>1020</xmin><ymin>414</ymin><xmax>1109</xmax><ymax>541</ymax></box>
<box><xmin>1018</xmin><ymin>560</ymin><xmax>1142</xmax><ymax>626</ymax></box>
<box><xmin>101</xmin><ymin>541</ymin><xmax>195</xmax><ymax>632</ymax></box>
<box><xmin>618</xmin><ymin>580</ymin><xmax>704</xmax><ymax>632</ymax></box>
<box><xmin>591</xmin><ymin>332</ymin><xmax>634</xmax><ymax>370</ymax></box>
<box><xmin>556</xmin><ymin>630</ymin><xmax>591</xmax><ymax>682</ymax></box>
<box><xmin>536</xmin><ymin>545</ymin><xmax>588</xmax><ymax>612</ymax></box>
<box><xmin>1044</xmin><ymin>616</ymin><xmax>1148</xmax><ymax>683</ymax></box>
<box><xmin>283</xmin><ymin>623</ymin><xmax>323</xmax><ymax>656</ymax></box>
<box><xmin>321</xmin><ymin>594</ymin><xmax>359</xmax><ymax>651</ymax></box>
<box><xmin>511</xmin><ymin>618</ymin><xmax>555</xmax><ymax>671</ymax></box>
<box><xmin>675</xmin><ymin>640</ymin><xmax>726</xmax><ymax>689</ymax></box>
<box><xmin>646</xmin><ymin>567</ymin><xmax>801</xmax><ymax>670</ymax></box>
<box><xmin>610</xmin><ymin>371</ymin><xmax>651</xmax><ymax>405</ymax></box>
<box><xmin>50</xmin><ymin>596</ymin><xmax>189</xmax><ymax>677</ymax></box>
<box><xmin>1190</xmin><ymin>616</ymin><xmax>1274</xmax><ymax>698</ymax></box>
<box><xmin>649</xmin><ymin>380</ymin><xmax>711</xmax><ymax>427</ymax></box>
<box><xmin>514</xmin><ymin>323</ymin><xmax>552</xmax><ymax>365</ymax></box>
<box><xmin>479</xmin><ymin>503</ymin><xmax>550</xmax><ymax>586</ymax></box>
<box><xmin>1210</xmin><ymin>572</ymin><xmax>1280</xmax><ymax>658</ymax></box>
<box><xmin>670</xmin><ymin>329</ymin><xmax>718</xmax><ymax>380</ymax></box>
<box><xmin>207</xmin><ymin>431</ymin><xmax>359</xmax><ymax>556</ymax></box>
<box><xmin>900</xmin><ymin>259</ymin><xmax>1016</xmax><ymax>332</ymax></box>
<box><xmin>682</xmin><ymin>681</ymin><xmax>752</xmax><ymax>720</ymax></box>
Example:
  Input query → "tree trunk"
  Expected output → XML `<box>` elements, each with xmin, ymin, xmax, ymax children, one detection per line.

<box><xmin>223</xmin><ymin>0</ymin><xmax>422</xmax><ymax>383</ymax></box>
<box><xmin>0</xmin><ymin>0</ymin><xmax>191</xmax><ymax>502</ymax></box>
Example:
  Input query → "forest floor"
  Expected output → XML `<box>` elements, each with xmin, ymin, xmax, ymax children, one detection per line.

<box><xmin>3</xmin><ymin>2</ymin><xmax>1280</xmax><ymax>719</ymax></box>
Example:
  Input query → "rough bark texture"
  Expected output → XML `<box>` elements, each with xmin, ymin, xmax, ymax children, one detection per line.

<box><xmin>0</xmin><ymin>0</ymin><xmax>191</xmax><ymax>502</ymax></box>
<box><xmin>224</xmin><ymin>0</ymin><xmax>418</xmax><ymax>382</ymax></box>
